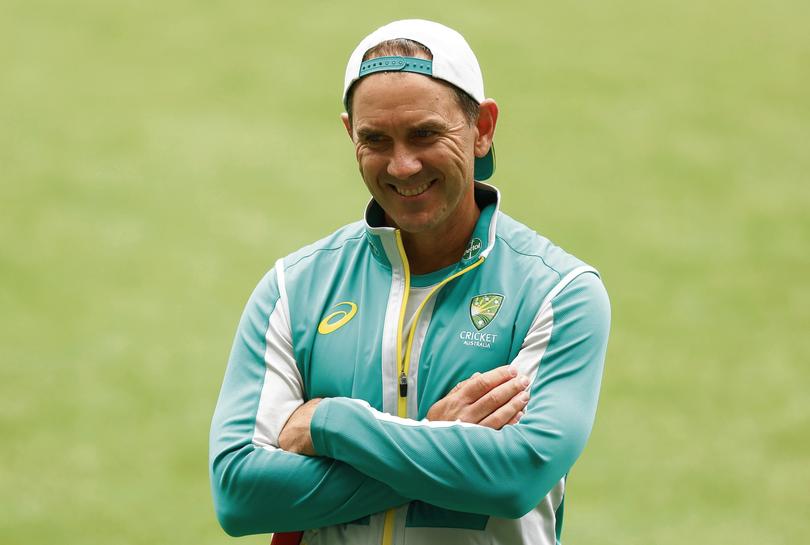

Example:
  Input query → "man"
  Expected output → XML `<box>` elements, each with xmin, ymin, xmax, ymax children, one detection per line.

<box><xmin>210</xmin><ymin>19</ymin><xmax>610</xmax><ymax>545</ymax></box>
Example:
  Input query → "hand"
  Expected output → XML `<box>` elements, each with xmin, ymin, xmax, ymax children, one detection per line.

<box><xmin>426</xmin><ymin>365</ymin><xmax>530</xmax><ymax>430</ymax></box>
<box><xmin>279</xmin><ymin>398</ymin><xmax>322</xmax><ymax>456</ymax></box>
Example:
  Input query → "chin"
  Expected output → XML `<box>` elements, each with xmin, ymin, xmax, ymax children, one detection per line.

<box><xmin>396</xmin><ymin>218</ymin><xmax>441</xmax><ymax>235</ymax></box>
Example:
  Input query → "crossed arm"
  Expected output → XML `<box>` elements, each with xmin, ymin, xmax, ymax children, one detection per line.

<box><xmin>209</xmin><ymin>268</ymin><xmax>609</xmax><ymax>535</ymax></box>
<box><xmin>279</xmin><ymin>365</ymin><xmax>530</xmax><ymax>455</ymax></box>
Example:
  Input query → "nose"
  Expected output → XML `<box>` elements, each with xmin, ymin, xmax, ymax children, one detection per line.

<box><xmin>387</xmin><ymin>143</ymin><xmax>422</xmax><ymax>180</ymax></box>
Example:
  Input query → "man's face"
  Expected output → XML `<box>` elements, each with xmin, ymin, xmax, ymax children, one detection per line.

<box><xmin>344</xmin><ymin>72</ymin><xmax>480</xmax><ymax>235</ymax></box>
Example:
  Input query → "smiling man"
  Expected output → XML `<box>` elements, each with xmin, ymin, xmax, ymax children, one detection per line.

<box><xmin>210</xmin><ymin>19</ymin><xmax>610</xmax><ymax>545</ymax></box>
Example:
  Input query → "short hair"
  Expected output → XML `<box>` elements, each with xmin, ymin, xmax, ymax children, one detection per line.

<box><xmin>345</xmin><ymin>38</ymin><xmax>480</xmax><ymax>126</ymax></box>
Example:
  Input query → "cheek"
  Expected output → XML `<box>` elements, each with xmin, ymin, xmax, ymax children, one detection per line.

<box><xmin>356</xmin><ymin>152</ymin><xmax>385</xmax><ymax>186</ymax></box>
<box><xmin>357</xmin><ymin>150</ymin><xmax>387</xmax><ymax>174</ymax></box>
<box><xmin>357</xmin><ymin>154</ymin><xmax>373</xmax><ymax>171</ymax></box>
<box><xmin>435</xmin><ymin>137</ymin><xmax>473</xmax><ymax>169</ymax></box>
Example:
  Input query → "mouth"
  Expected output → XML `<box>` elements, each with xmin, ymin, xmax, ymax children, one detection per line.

<box><xmin>391</xmin><ymin>179</ymin><xmax>435</xmax><ymax>197</ymax></box>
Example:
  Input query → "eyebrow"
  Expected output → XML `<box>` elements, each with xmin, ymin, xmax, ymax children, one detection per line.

<box><xmin>356</xmin><ymin>119</ymin><xmax>448</xmax><ymax>139</ymax></box>
<box><xmin>412</xmin><ymin>120</ymin><xmax>447</xmax><ymax>132</ymax></box>
<box><xmin>356</xmin><ymin>127</ymin><xmax>382</xmax><ymax>140</ymax></box>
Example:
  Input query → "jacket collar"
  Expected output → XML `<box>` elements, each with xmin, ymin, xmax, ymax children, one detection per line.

<box><xmin>363</xmin><ymin>182</ymin><xmax>501</xmax><ymax>271</ymax></box>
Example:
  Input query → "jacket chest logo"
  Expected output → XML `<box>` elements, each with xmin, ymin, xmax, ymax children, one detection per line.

<box><xmin>317</xmin><ymin>302</ymin><xmax>358</xmax><ymax>334</ymax></box>
<box><xmin>463</xmin><ymin>237</ymin><xmax>483</xmax><ymax>260</ymax></box>
<box><xmin>469</xmin><ymin>293</ymin><xmax>504</xmax><ymax>331</ymax></box>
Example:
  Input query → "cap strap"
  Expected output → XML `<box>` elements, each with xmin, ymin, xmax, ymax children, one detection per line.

<box><xmin>358</xmin><ymin>56</ymin><xmax>432</xmax><ymax>78</ymax></box>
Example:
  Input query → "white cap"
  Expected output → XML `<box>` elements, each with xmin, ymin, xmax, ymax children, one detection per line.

<box><xmin>343</xmin><ymin>19</ymin><xmax>485</xmax><ymax>104</ymax></box>
<box><xmin>342</xmin><ymin>19</ymin><xmax>495</xmax><ymax>181</ymax></box>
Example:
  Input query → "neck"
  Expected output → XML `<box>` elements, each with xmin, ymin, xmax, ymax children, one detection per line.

<box><xmin>396</xmin><ymin>201</ymin><xmax>480</xmax><ymax>276</ymax></box>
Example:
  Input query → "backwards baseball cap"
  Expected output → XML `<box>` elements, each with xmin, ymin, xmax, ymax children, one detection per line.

<box><xmin>343</xmin><ymin>19</ymin><xmax>495</xmax><ymax>181</ymax></box>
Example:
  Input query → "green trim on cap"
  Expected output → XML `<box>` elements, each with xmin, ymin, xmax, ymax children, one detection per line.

<box><xmin>474</xmin><ymin>144</ymin><xmax>495</xmax><ymax>181</ymax></box>
<box><xmin>359</xmin><ymin>56</ymin><xmax>433</xmax><ymax>77</ymax></box>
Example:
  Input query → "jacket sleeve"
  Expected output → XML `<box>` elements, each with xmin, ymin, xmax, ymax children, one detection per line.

<box><xmin>310</xmin><ymin>270</ymin><xmax>610</xmax><ymax>519</ymax></box>
<box><xmin>209</xmin><ymin>263</ymin><xmax>408</xmax><ymax>536</ymax></box>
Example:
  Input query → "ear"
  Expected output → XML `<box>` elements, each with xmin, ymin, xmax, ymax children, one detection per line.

<box><xmin>340</xmin><ymin>113</ymin><xmax>354</xmax><ymax>140</ymax></box>
<box><xmin>474</xmin><ymin>99</ymin><xmax>499</xmax><ymax>158</ymax></box>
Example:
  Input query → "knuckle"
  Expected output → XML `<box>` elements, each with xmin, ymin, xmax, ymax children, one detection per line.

<box><xmin>474</xmin><ymin>375</ymin><xmax>490</xmax><ymax>389</ymax></box>
<box><xmin>484</xmin><ymin>391</ymin><xmax>501</xmax><ymax>406</ymax></box>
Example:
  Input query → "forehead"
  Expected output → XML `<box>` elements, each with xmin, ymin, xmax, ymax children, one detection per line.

<box><xmin>350</xmin><ymin>72</ymin><xmax>463</xmax><ymax>125</ymax></box>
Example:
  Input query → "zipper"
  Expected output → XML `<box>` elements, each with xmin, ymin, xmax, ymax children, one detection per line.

<box><xmin>381</xmin><ymin>231</ymin><xmax>411</xmax><ymax>545</ymax></box>
<box><xmin>398</xmin><ymin>256</ymin><xmax>485</xmax><ymax>415</ymax></box>
<box><xmin>398</xmin><ymin>371</ymin><xmax>408</xmax><ymax>397</ymax></box>
<box><xmin>382</xmin><ymin>230</ymin><xmax>486</xmax><ymax>545</ymax></box>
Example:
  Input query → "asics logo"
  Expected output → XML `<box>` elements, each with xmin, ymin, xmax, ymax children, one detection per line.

<box><xmin>317</xmin><ymin>302</ymin><xmax>358</xmax><ymax>334</ymax></box>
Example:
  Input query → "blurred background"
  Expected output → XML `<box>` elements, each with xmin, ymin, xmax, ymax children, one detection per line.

<box><xmin>1</xmin><ymin>0</ymin><xmax>808</xmax><ymax>543</ymax></box>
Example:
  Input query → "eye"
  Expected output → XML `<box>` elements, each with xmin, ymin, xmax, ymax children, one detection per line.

<box><xmin>413</xmin><ymin>129</ymin><xmax>435</xmax><ymax>138</ymax></box>
<box><xmin>358</xmin><ymin>133</ymin><xmax>386</xmax><ymax>146</ymax></box>
<box><xmin>358</xmin><ymin>132</ymin><xmax>385</xmax><ymax>148</ymax></box>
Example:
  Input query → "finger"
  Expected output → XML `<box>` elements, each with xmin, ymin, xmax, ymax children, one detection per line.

<box><xmin>477</xmin><ymin>391</ymin><xmax>529</xmax><ymax>430</ymax></box>
<box><xmin>508</xmin><ymin>411</ymin><xmax>525</xmax><ymax>426</ymax></box>
<box><xmin>451</xmin><ymin>372</ymin><xmax>480</xmax><ymax>394</ymax></box>
<box><xmin>458</xmin><ymin>365</ymin><xmax>517</xmax><ymax>403</ymax></box>
<box><xmin>466</xmin><ymin>375</ymin><xmax>530</xmax><ymax>423</ymax></box>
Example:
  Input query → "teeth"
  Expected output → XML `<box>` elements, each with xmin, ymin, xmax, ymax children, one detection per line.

<box><xmin>395</xmin><ymin>181</ymin><xmax>433</xmax><ymax>197</ymax></box>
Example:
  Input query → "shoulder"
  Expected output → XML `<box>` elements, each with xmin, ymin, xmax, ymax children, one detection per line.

<box><xmin>282</xmin><ymin>220</ymin><xmax>367</xmax><ymax>273</ymax></box>
<box><xmin>488</xmin><ymin>211</ymin><xmax>609</xmax><ymax>324</ymax></box>
<box><xmin>493</xmin><ymin>211</ymin><xmax>595</xmax><ymax>280</ymax></box>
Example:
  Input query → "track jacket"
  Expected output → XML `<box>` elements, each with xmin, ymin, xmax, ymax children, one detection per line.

<box><xmin>210</xmin><ymin>183</ymin><xmax>610</xmax><ymax>545</ymax></box>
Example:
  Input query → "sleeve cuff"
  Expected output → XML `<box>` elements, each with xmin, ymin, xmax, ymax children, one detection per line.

<box><xmin>310</xmin><ymin>398</ymin><xmax>333</xmax><ymax>456</ymax></box>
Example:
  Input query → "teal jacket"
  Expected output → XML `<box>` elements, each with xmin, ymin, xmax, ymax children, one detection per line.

<box><xmin>210</xmin><ymin>183</ymin><xmax>610</xmax><ymax>545</ymax></box>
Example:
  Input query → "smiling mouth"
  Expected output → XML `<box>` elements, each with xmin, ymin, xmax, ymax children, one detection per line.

<box><xmin>392</xmin><ymin>180</ymin><xmax>435</xmax><ymax>197</ymax></box>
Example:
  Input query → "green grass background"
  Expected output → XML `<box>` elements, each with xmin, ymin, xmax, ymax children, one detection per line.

<box><xmin>2</xmin><ymin>0</ymin><xmax>808</xmax><ymax>543</ymax></box>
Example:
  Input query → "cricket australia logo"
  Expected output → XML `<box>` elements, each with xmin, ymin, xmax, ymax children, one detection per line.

<box><xmin>470</xmin><ymin>293</ymin><xmax>504</xmax><ymax>330</ymax></box>
<box><xmin>459</xmin><ymin>293</ymin><xmax>504</xmax><ymax>349</ymax></box>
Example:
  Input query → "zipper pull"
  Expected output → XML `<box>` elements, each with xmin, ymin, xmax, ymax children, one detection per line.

<box><xmin>399</xmin><ymin>371</ymin><xmax>408</xmax><ymax>397</ymax></box>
